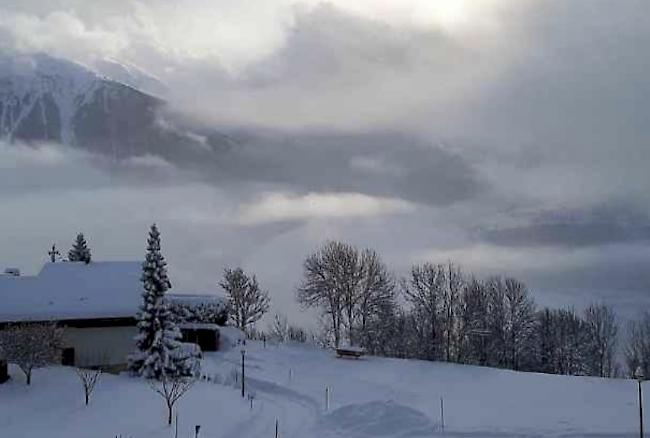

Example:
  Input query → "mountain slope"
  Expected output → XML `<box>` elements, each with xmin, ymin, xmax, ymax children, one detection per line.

<box><xmin>0</xmin><ymin>54</ymin><xmax>229</xmax><ymax>164</ymax></box>
<box><xmin>93</xmin><ymin>57</ymin><xmax>167</xmax><ymax>97</ymax></box>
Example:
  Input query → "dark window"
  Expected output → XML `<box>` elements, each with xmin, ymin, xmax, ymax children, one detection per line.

<box><xmin>179</xmin><ymin>328</ymin><xmax>219</xmax><ymax>351</ymax></box>
<box><xmin>0</xmin><ymin>360</ymin><xmax>8</xmax><ymax>384</ymax></box>
<box><xmin>61</xmin><ymin>347</ymin><xmax>75</xmax><ymax>366</ymax></box>
<box><xmin>197</xmin><ymin>329</ymin><xmax>219</xmax><ymax>351</ymax></box>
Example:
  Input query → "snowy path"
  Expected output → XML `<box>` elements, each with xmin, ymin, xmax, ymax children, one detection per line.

<box><xmin>202</xmin><ymin>344</ymin><xmax>323</xmax><ymax>438</ymax></box>
<box><xmin>0</xmin><ymin>340</ymin><xmax>646</xmax><ymax>437</ymax></box>
<box><xmin>215</xmin><ymin>374</ymin><xmax>319</xmax><ymax>438</ymax></box>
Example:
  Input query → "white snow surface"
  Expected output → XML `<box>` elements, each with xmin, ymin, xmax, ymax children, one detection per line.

<box><xmin>0</xmin><ymin>53</ymin><xmax>104</xmax><ymax>143</ymax></box>
<box><xmin>218</xmin><ymin>326</ymin><xmax>246</xmax><ymax>351</ymax></box>
<box><xmin>167</xmin><ymin>293</ymin><xmax>228</xmax><ymax>309</ymax></box>
<box><xmin>178</xmin><ymin>322</ymin><xmax>221</xmax><ymax>330</ymax></box>
<box><xmin>0</xmin><ymin>261</ymin><xmax>226</xmax><ymax>322</ymax></box>
<box><xmin>336</xmin><ymin>344</ymin><xmax>366</xmax><ymax>353</ymax></box>
<box><xmin>0</xmin><ymin>341</ymin><xmax>644</xmax><ymax>437</ymax></box>
<box><xmin>0</xmin><ymin>261</ymin><xmax>142</xmax><ymax>322</ymax></box>
<box><xmin>93</xmin><ymin>57</ymin><xmax>167</xmax><ymax>97</ymax></box>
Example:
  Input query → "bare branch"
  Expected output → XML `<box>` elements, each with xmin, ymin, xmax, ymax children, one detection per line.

<box><xmin>76</xmin><ymin>367</ymin><xmax>102</xmax><ymax>405</ymax></box>
<box><xmin>0</xmin><ymin>322</ymin><xmax>64</xmax><ymax>385</ymax></box>
<box><xmin>149</xmin><ymin>375</ymin><xmax>195</xmax><ymax>425</ymax></box>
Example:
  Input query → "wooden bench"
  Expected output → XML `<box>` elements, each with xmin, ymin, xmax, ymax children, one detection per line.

<box><xmin>335</xmin><ymin>347</ymin><xmax>365</xmax><ymax>359</ymax></box>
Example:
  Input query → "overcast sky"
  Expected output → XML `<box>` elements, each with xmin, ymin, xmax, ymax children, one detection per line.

<box><xmin>0</xmin><ymin>0</ymin><xmax>649</xmax><ymax>326</ymax></box>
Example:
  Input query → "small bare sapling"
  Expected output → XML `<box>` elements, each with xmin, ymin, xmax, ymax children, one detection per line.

<box><xmin>76</xmin><ymin>367</ymin><xmax>102</xmax><ymax>405</ymax></box>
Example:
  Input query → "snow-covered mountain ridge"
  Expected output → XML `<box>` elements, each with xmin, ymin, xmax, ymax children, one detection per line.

<box><xmin>93</xmin><ymin>57</ymin><xmax>167</xmax><ymax>97</ymax></box>
<box><xmin>0</xmin><ymin>54</ymin><xmax>154</xmax><ymax>145</ymax></box>
<box><xmin>0</xmin><ymin>53</ymin><xmax>228</xmax><ymax>164</ymax></box>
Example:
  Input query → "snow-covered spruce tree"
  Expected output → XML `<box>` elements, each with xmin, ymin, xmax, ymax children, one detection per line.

<box><xmin>128</xmin><ymin>224</ymin><xmax>197</xmax><ymax>379</ymax></box>
<box><xmin>68</xmin><ymin>233</ymin><xmax>91</xmax><ymax>263</ymax></box>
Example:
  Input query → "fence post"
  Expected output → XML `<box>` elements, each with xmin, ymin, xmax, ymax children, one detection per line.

<box><xmin>325</xmin><ymin>386</ymin><xmax>330</xmax><ymax>411</ymax></box>
<box><xmin>440</xmin><ymin>397</ymin><xmax>445</xmax><ymax>434</ymax></box>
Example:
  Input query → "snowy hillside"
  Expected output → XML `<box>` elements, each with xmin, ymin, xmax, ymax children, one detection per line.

<box><xmin>0</xmin><ymin>53</ymin><xmax>230</xmax><ymax>163</ymax></box>
<box><xmin>0</xmin><ymin>340</ymin><xmax>645</xmax><ymax>437</ymax></box>
<box><xmin>0</xmin><ymin>54</ymin><xmax>154</xmax><ymax>145</ymax></box>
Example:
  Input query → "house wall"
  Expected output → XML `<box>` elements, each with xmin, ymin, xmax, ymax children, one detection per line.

<box><xmin>62</xmin><ymin>326</ymin><xmax>138</xmax><ymax>369</ymax></box>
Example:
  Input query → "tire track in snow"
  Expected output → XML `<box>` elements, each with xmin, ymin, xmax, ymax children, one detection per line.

<box><xmin>213</xmin><ymin>371</ymin><xmax>321</xmax><ymax>438</ymax></box>
<box><xmin>245</xmin><ymin>374</ymin><xmax>322</xmax><ymax>437</ymax></box>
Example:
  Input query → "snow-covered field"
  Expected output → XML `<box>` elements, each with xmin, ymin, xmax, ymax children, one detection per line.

<box><xmin>0</xmin><ymin>339</ymin><xmax>645</xmax><ymax>438</ymax></box>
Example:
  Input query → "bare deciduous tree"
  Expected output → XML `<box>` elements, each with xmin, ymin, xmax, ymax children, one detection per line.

<box><xmin>76</xmin><ymin>367</ymin><xmax>102</xmax><ymax>405</ymax></box>
<box><xmin>442</xmin><ymin>263</ymin><xmax>464</xmax><ymax>362</ymax></box>
<box><xmin>269</xmin><ymin>313</ymin><xmax>289</xmax><ymax>342</ymax></box>
<box><xmin>583</xmin><ymin>303</ymin><xmax>618</xmax><ymax>377</ymax></box>
<box><xmin>457</xmin><ymin>277</ymin><xmax>490</xmax><ymax>364</ymax></box>
<box><xmin>402</xmin><ymin>263</ymin><xmax>446</xmax><ymax>360</ymax></box>
<box><xmin>357</xmin><ymin>249</ymin><xmax>395</xmax><ymax>348</ymax></box>
<box><xmin>267</xmin><ymin>313</ymin><xmax>309</xmax><ymax>344</ymax></box>
<box><xmin>297</xmin><ymin>241</ymin><xmax>395</xmax><ymax>348</ymax></box>
<box><xmin>297</xmin><ymin>242</ymin><xmax>349</xmax><ymax>347</ymax></box>
<box><xmin>503</xmin><ymin>278</ymin><xmax>536</xmax><ymax>370</ymax></box>
<box><xmin>625</xmin><ymin>312</ymin><xmax>650</xmax><ymax>378</ymax></box>
<box><xmin>220</xmin><ymin>268</ymin><xmax>270</xmax><ymax>333</ymax></box>
<box><xmin>149</xmin><ymin>375</ymin><xmax>195</xmax><ymax>425</ymax></box>
<box><xmin>0</xmin><ymin>322</ymin><xmax>63</xmax><ymax>385</ymax></box>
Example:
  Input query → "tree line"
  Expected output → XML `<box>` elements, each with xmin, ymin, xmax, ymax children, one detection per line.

<box><xmin>7</xmin><ymin>231</ymin><xmax>647</xmax><ymax>385</ymax></box>
<box><xmin>295</xmin><ymin>240</ymin><xmax>643</xmax><ymax>379</ymax></box>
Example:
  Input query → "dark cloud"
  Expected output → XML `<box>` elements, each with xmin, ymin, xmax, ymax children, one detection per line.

<box><xmin>208</xmin><ymin>130</ymin><xmax>483</xmax><ymax>206</ymax></box>
<box><xmin>480</xmin><ymin>203</ymin><xmax>650</xmax><ymax>248</ymax></box>
<box><xmin>482</xmin><ymin>222</ymin><xmax>650</xmax><ymax>248</ymax></box>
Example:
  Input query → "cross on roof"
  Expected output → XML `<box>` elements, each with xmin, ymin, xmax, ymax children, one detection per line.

<box><xmin>48</xmin><ymin>244</ymin><xmax>61</xmax><ymax>263</ymax></box>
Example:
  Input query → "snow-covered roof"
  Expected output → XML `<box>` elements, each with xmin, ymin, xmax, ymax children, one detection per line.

<box><xmin>178</xmin><ymin>322</ymin><xmax>221</xmax><ymax>330</ymax></box>
<box><xmin>0</xmin><ymin>262</ymin><xmax>141</xmax><ymax>323</ymax></box>
<box><xmin>167</xmin><ymin>294</ymin><xmax>227</xmax><ymax>308</ymax></box>
<box><xmin>0</xmin><ymin>262</ymin><xmax>226</xmax><ymax>323</ymax></box>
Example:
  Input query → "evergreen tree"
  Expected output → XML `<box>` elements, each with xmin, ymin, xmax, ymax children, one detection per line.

<box><xmin>128</xmin><ymin>224</ymin><xmax>196</xmax><ymax>379</ymax></box>
<box><xmin>68</xmin><ymin>233</ymin><xmax>91</xmax><ymax>264</ymax></box>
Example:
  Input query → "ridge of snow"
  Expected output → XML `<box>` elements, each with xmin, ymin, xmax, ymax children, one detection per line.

<box><xmin>0</xmin><ymin>53</ymin><xmax>162</xmax><ymax>145</ymax></box>
<box><xmin>93</xmin><ymin>57</ymin><xmax>167</xmax><ymax>97</ymax></box>
<box><xmin>0</xmin><ymin>53</ymin><xmax>106</xmax><ymax>144</ymax></box>
<box><xmin>167</xmin><ymin>293</ymin><xmax>228</xmax><ymax>307</ymax></box>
